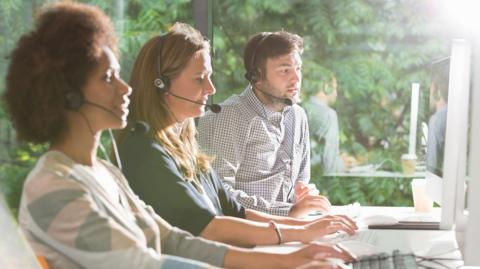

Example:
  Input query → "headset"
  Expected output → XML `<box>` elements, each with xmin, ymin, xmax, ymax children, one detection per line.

<box><xmin>245</xmin><ymin>33</ymin><xmax>273</xmax><ymax>84</ymax></box>
<box><xmin>152</xmin><ymin>35</ymin><xmax>221</xmax><ymax>113</ymax></box>
<box><xmin>65</xmin><ymin>91</ymin><xmax>84</xmax><ymax>111</ymax></box>
<box><xmin>244</xmin><ymin>33</ymin><xmax>293</xmax><ymax>106</ymax></box>
<box><xmin>64</xmin><ymin>82</ymin><xmax>123</xmax><ymax>169</ymax></box>
<box><xmin>153</xmin><ymin>35</ymin><xmax>170</xmax><ymax>93</ymax></box>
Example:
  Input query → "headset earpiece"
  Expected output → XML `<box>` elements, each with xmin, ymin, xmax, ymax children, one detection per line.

<box><xmin>65</xmin><ymin>91</ymin><xmax>84</xmax><ymax>110</ymax></box>
<box><xmin>154</xmin><ymin>34</ymin><xmax>171</xmax><ymax>93</ymax></box>
<box><xmin>246</xmin><ymin>68</ymin><xmax>262</xmax><ymax>84</ymax></box>
<box><xmin>154</xmin><ymin>74</ymin><xmax>170</xmax><ymax>92</ymax></box>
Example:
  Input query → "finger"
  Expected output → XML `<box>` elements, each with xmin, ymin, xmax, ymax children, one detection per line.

<box><xmin>300</xmin><ymin>242</ymin><xmax>335</xmax><ymax>256</ymax></box>
<box><xmin>296</xmin><ymin>187</ymin><xmax>311</xmax><ymax>200</ymax></box>
<box><xmin>327</xmin><ymin>216</ymin><xmax>358</xmax><ymax>232</ymax></box>
<box><xmin>328</xmin><ymin>222</ymin><xmax>356</xmax><ymax>235</ymax></box>
<box><xmin>295</xmin><ymin>181</ymin><xmax>309</xmax><ymax>191</ymax></box>
<box><xmin>301</xmin><ymin>196</ymin><xmax>332</xmax><ymax>212</ymax></box>
<box><xmin>334</xmin><ymin>244</ymin><xmax>356</xmax><ymax>262</ymax></box>
<box><xmin>307</xmin><ymin>243</ymin><xmax>354</xmax><ymax>263</ymax></box>
<box><xmin>295</xmin><ymin>260</ymin><xmax>338</xmax><ymax>269</ymax></box>
<box><xmin>333</xmin><ymin>215</ymin><xmax>358</xmax><ymax>229</ymax></box>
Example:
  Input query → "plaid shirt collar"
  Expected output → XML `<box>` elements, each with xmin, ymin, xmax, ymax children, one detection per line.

<box><xmin>243</xmin><ymin>84</ymin><xmax>292</xmax><ymax>120</ymax></box>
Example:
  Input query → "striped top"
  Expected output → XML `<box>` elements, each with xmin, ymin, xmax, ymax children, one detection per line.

<box><xmin>18</xmin><ymin>151</ymin><xmax>227</xmax><ymax>269</ymax></box>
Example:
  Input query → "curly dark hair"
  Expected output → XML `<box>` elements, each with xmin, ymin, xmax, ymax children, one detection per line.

<box><xmin>3</xmin><ymin>2</ymin><xmax>117</xmax><ymax>144</ymax></box>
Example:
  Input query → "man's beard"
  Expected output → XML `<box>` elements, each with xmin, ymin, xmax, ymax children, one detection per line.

<box><xmin>259</xmin><ymin>81</ymin><xmax>300</xmax><ymax>105</ymax></box>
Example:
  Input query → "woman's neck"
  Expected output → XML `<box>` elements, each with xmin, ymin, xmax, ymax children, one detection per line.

<box><xmin>51</xmin><ymin>120</ymin><xmax>100</xmax><ymax>166</ymax></box>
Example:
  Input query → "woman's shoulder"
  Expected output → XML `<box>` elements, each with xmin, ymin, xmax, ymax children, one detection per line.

<box><xmin>120</xmin><ymin>122</ymin><xmax>169</xmax><ymax>156</ymax></box>
<box><xmin>21</xmin><ymin>151</ymin><xmax>90</xmax><ymax>208</ymax></box>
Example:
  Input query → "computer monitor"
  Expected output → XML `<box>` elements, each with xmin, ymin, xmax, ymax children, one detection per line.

<box><xmin>458</xmin><ymin>38</ymin><xmax>480</xmax><ymax>266</ymax></box>
<box><xmin>424</xmin><ymin>39</ymin><xmax>471</xmax><ymax>230</ymax></box>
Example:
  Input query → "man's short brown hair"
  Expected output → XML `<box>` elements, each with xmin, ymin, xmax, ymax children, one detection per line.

<box><xmin>244</xmin><ymin>31</ymin><xmax>303</xmax><ymax>83</ymax></box>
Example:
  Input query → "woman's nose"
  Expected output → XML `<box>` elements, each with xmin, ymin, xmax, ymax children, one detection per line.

<box><xmin>205</xmin><ymin>77</ymin><xmax>216</xmax><ymax>95</ymax></box>
<box><xmin>117</xmin><ymin>78</ymin><xmax>132</xmax><ymax>96</ymax></box>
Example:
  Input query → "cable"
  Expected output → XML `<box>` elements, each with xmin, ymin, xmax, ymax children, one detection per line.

<box><xmin>77</xmin><ymin>111</ymin><xmax>94</xmax><ymax>136</ymax></box>
<box><xmin>109</xmin><ymin>128</ymin><xmax>122</xmax><ymax>170</ymax></box>
<box><xmin>417</xmin><ymin>258</ymin><xmax>452</xmax><ymax>269</ymax></box>
<box><xmin>98</xmin><ymin>139</ymin><xmax>112</xmax><ymax>163</ymax></box>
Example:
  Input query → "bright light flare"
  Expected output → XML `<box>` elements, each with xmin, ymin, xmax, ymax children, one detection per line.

<box><xmin>441</xmin><ymin>0</ymin><xmax>480</xmax><ymax>37</ymax></box>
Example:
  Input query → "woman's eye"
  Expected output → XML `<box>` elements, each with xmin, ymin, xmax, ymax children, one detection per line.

<box><xmin>104</xmin><ymin>72</ymin><xmax>113</xmax><ymax>83</ymax></box>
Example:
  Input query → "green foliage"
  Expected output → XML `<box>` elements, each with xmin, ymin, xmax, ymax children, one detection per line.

<box><xmin>0</xmin><ymin>0</ymin><xmax>451</xmax><ymax>212</ymax></box>
<box><xmin>0</xmin><ymin>0</ymin><xmax>194</xmax><ymax>214</ymax></box>
<box><xmin>212</xmin><ymin>0</ymin><xmax>449</xmax><ymax>206</ymax></box>
<box><xmin>0</xmin><ymin>141</ymin><xmax>47</xmax><ymax>216</ymax></box>
<box><xmin>311</xmin><ymin>164</ymin><xmax>413</xmax><ymax>206</ymax></box>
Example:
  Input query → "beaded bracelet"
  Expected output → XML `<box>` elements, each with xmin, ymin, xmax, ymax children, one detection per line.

<box><xmin>269</xmin><ymin>220</ymin><xmax>283</xmax><ymax>244</ymax></box>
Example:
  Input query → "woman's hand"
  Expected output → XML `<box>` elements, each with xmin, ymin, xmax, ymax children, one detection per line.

<box><xmin>285</xmin><ymin>242</ymin><xmax>354</xmax><ymax>268</ymax></box>
<box><xmin>300</xmin><ymin>215</ymin><xmax>358</xmax><ymax>243</ymax></box>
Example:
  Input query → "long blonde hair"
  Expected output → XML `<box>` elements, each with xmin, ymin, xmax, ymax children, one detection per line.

<box><xmin>116</xmin><ymin>22</ymin><xmax>211</xmax><ymax>185</ymax></box>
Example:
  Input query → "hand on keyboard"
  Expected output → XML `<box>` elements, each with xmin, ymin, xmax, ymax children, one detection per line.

<box><xmin>302</xmin><ymin>215</ymin><xmax>358</xmax><ymax>243</ymax></box>
<box><xmin>321</xmin><ymin>230</ymin><xmax>378</xmax><ymax>244</ymax></box>
<box><xmin>286</xmin><ymin>242</ymin><xmax>355</xmax><ymax>268</ymax></box>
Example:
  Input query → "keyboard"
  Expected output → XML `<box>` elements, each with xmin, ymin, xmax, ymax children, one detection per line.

<box><xmin>350</xmin><ymin>250</ymin><xmax>417</xmax><ymax>269</ymax></box>
<box><xmin>325</xmin><ymin>230</ymin><xmax>378</xmax><ymax>244</ymax></box>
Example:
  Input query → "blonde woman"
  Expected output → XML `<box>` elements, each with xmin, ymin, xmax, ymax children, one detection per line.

<box><xmin>116</xmin><ymin>22</ymin><xmax>357</xmax><ymax>253</ymax></box>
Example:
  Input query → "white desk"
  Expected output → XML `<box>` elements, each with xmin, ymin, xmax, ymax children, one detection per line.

<box><xmin>256</xmin><ymin>206</ymin><xmax>465</xmax><ymax>268</ymax></box>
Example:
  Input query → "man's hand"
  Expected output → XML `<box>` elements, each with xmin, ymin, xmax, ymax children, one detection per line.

<box><xmin>295</xmin><ymin>182</ymin><xmax>320</xmax><ymax>201</ymax></box>
<box><xmin>290</xmin><ymin>182</ymin><xmax>331</xmax><ymax>218</ymax></box>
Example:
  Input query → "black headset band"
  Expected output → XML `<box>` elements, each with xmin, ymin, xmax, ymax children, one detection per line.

<box><xmin>249</xmin><ymin>33</ymin><xmax>273</xmax><ymax>73</ymax></box>
<box><xmin>155</xmin><ymin>34</ymin><xmax>170</xmax><ymax>91</ymax></box>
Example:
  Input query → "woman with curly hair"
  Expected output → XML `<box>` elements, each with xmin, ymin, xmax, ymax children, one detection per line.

<box><xmin>4</xmin><ymin>2</ymin><xmax>230</xmax><ymax>268</ymax></box>
<box><xmin>4</xmin><ymin>2</ymin><xmax>350</xmax><ymax>269</ymax></box>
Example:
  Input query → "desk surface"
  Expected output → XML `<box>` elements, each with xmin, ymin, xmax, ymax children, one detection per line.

<box><xmin>256</xmin><ymin>206</ymin><xmax>464</xmax><ymax>268</ymax></box>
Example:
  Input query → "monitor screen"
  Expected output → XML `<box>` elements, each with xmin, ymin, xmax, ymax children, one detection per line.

<box><xmin>426</xmin><ymin>57</ymin><xmax>449</xmax><ymax>178</ymax></box>
<box><xmin>424</xmin><ymin>39</ymin><xmax>471</xmax><ymax>230</ymax></box>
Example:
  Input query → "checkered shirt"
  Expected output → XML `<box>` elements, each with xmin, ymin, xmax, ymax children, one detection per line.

<box><xmin>197</xmin><ymin>85</ymin><xmax>310</xmax><ymax>216</ymax></box>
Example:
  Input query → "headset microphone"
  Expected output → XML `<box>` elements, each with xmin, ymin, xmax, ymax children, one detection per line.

<box><xmin>83</xmin><ymin>100</ymin><xmax>124</xmax><ymax>121</ymax></box>
<box><xmin>64</xmin><ymin>91</ymin><xmax>124</xmax><ymax>169</ymax></box>
<box><xmin>168</xmin><ymin>91</ymin><xmax>222</xmax><ymax>113</ymax></box>
<box><xmin>284</xmin><ymin>98</ymin><xmax>293</xmax><ymax>106</ymax></box>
